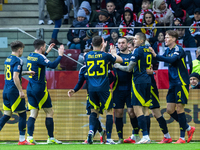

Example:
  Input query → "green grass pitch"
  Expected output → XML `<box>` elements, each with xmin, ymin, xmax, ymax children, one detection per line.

<box><xmin>0</xmin><ymin>142</ymin><xmax>200</xmax><ymax>150</ymax></box>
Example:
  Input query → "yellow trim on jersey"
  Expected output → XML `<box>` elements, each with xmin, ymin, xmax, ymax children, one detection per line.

<box><xmin>38</xmin><ymin>67</ymin><xmax>41</xmax><ymax>80</ymax></box>
<box><xmin>3</xmin><ymin>104</ymin><xmax>11</xmax><ymax>111</ymax></box>
<box><xmin>132</xmin><ymin>80</ymin><xmax>151</xmax><ymax>107</ymax></box>
<box><xmin>181</xmin><ymin>58</ymin><xmax>186</xmax><ymax>68</ymax></box>
<box><xmin>181</xmin><ymin>85</ymin><xmax>189</xmax><ymax>100</ymax></box>
<box><xmin>138</xmin><ymin>60</ymin><xmax>141</xmax><ymax>72</ymax></box>
<box><xmin>11</xmin><ymin>96</ymin><xmax>21</xmax><ymax>112</ymax></box>
<box><xmin>28</xmin><ymin>103</ymin><xmax>37</xmax><ymax>110</ymax></box>
<box><xmin>38</xmin><ymin>86</ymin><xmax>48</xmax><ymax>109</ymax></box>
<box><xmin>151</xmin><ymin>86</ymin><xmax>160</xmax><ymax>104</ymax></box>
<box><xmin>178</xmin><ymin>68</ymin><xmax>186</xmax><ymax>85</ymax></box>
<box><xmin>104</xmin><ymin>91</ymin><xmax>112</xmax><ymax>110</ymax></box>
<box><xmin>112</xmin><ymin>73</ymin><xmax>118</xmax><ymax>92</ymax></box>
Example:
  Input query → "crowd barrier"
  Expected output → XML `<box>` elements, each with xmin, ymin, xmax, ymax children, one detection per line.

<box><xmin>0</xmin><ymin>89</ymin><xmax>199</xmax><ymax>141</ymax></box>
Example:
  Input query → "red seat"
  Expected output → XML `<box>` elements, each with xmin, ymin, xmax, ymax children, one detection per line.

<box><xmin>60</xmin><ymin>49</ymin><xmax>81</xmax><ymax>70</ymax></box>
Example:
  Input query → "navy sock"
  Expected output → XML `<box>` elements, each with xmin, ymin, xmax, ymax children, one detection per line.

<box><xmin>178</xmin><ymin>113</ymin><xmax>187</xmax><ymax>138</ymax></box>
<box><xmin>137</xmin><ymin>115</ymin><xmax>148</xmax><ymax>136</ymax></box>
<box><xmin>130</xmin><ymin>117</ymin><xmax>140</xmax><ymax>134</ymax></box>
<box><xmin>115</xmin><ymin>117</ymin><xmax>123</xmax><ymax>139</ymax></box>
<box><xmin>156</xmin><ymin>116</ymin><xmax>168</xmax><ymax>134</ymax></box>
<box><xmin>89</xmin><ymin>112</ymin><xmax>97</xmax><ymax>132</ymax></box>
<box><xmin>170</xmin><ymin>111</ymin><xmax>189</xmax><ymax>130</ymax></box>
<box><xmin>106</xmin><ymin>115</ymin><xmax>113</xmax><ymax>139</ymax></box>
<box><xmin>18</xmin><ymin>111</ymin><xmax>27</xmax><ymax>135</ymax></box>
<box><xmin>0</xmin><ymin>114</ymin><xmax>11</xmax><ymax>131</ymax></box>
<box><xmin>145</xmin><ymin>116</ymin><xmax>151</xmax><ymax>135</ymax></box>
<box><xmin>27</xmin><ymin>117</ymin><xmax>35</xmax><ymax>136</ymax></box>
<box><xmin>97</xmin><ymin>118</ymin><xmax>103</xmax><ymax>133</ymax></box>
<box><xmin>45</xmin><ymin>118</ymin><xmax>54</xmax><ymax>138</ymax></box>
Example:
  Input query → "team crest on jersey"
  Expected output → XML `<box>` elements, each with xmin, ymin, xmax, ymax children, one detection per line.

<box><xmin>17</xmin><ymin>65</ymin><xmax>21</xmax><ymax>70</ymax></box>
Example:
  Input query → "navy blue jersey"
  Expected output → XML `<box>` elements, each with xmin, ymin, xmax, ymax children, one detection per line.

<box><xmin>74</xmin><ymin>65</ymin><xmax>88</xmax><ymax>92</ymax></box>
<box><xmin>113</xmin><ymin>52</ymin><xmax>132</xmax><ymax>91</ymax></box>
<box><xmin>4</xmin><ymin>54</ymin><xmax>23</xmax><ymax>93</ymax></box>
<box><xmin>156</xmin><ymin>45</ymin><xmax>189</xmax><ymax>86</ymax></box>
<box><xmin>27</xmin><ymin>52</ymin><xmax>62</xmax><ymax>91</ymax></box>
<box><xmin>85</xmin><ymin>50</ymin><xmax>116</xmax><ymax>91</ymax></box>
<box><xmin>131</xmin><ymin>45</ymin><xmax>152</xmax><ymax>84</ymax></box>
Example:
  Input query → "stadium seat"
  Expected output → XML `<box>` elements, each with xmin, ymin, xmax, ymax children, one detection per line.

<box><xmin>60</xmin><ymin>49</ymin><xmax>81</xmax><ymax>70</ymax></box>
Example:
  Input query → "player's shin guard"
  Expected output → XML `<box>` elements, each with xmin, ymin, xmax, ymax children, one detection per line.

<box><xmin>156</xmin><ymin>116</ymin><xmax>168</xmax><ymax>134</ymax></box>
<box><xmin>106</xmin><ymin>115</ymin><xmax>113</xmax><ymax>139</ymax></box>
<box><xmin>178</xmin><ymin>113</ymin><xmax>187</xmax><ymax>138</ymax></box>
<box><xmin>145</xmin><ymin>116</ymin><xmax>150</xmax><ymax>135</ymax></box>
<box><xmin>0</xmin><ymin>114</ymin><xmax>11</xmax><ymax>131</ymax></box>
<box><xmin>46</xmin><ymin>118</ymin><xmax>54</xmax><ymax>138</ymax></box>
<box><xmin>130</xmin><ymin>117</ymin><xmax>140</xmax><ymax>134</ymax></box>
<box><xmin>137</xmin><ymin>115</ymin><xmax>148</xmax><ymax>136</ymax></box>
<box><xmin>18</xmin><ymin>111</ymin><xmax>27</xmax><ymax>136</ymax></box>
<box><xmin>27</xmin><ymin>117</ymin><xmax>36</xmax><ymax>136</ymax></box>
<box><xmin>115</xmin><ymin>117</ymin><xmax>123</xmax><ymax>139</ymax></box>
<box><xmin>89</xmin><ymin>112</ymin><xmax>97</xmax><ymax>132</ymax></box>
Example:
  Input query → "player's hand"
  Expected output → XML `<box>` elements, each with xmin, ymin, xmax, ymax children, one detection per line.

<box><xmin>149</xmin><ymin>47</ymin><xmax>157</xmax><ymax>57</ymax></box>
<box><xmin>68</xmin><ymin>89</ymin><xmax>75</xmax><ymax>97</ymax></box>
<box><xmin>113</xmin><ymin>63</ymin><xmax>120</xmax><ymax>69</ymax></box>
<box><xmin>58</xmin><ymin>45</ymin><xmax>64</xmax><ymax>56</ymax></box>
<box><xmin>46</xmin><ymin>43</ymin><xmax>55</xmax><ymax>53</ymax></box>
<box><xmin>110</xmin><ymin>45</ymin><xmax>117</xmax><ymax>55</ymax></box>
<box><xmin>101</xmin><ymin>38</ymin><xmax>107</xmax><ymax>52</ymax></box>
<box><xmin>27</xmin><ymin>71</ymin><xmax>35</xmax><ymax>76</ymax></box>
<box><xmin>19</xmin><ymin>91</ymin><xmax>25</xmax><ymax>99</ymax></box>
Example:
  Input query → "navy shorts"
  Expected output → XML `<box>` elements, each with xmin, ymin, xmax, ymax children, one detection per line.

<box><xmin>113</xmin><ymin>90</ymin><xmax>132</xmax><ymax>109</ymax></box>
<box><xmin>131</xmin><ymin>82</ymin><xmax>151</xmax><ymax>107</ymax></box>
<box><xmin>166</xmin><ymin>85</ymin><xmax>189</xmax><ymax>104</ymax></box>
<box><xmin>88</xmin><ymin>90</ymin><xmax>113</xmax><ymax>113</ymax></box>
<box><xmin>3</xmin><ymin>92</ymin><xmax>26</xmax><ymax>112</ymax></box>
<box><xmin>149</xmin><ymin>76</ymin><xmax>160</xmax><ymax>109</ymax></box>
<box><xmin>27</xmin><ymin>87</ymin><xmax>52</xmax><ymax>110</ymax></box>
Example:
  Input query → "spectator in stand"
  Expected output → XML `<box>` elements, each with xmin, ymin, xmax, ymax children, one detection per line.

<box><xmin>47</xmin><ymin>0</ymin><xmax>64</xmax><ymax>47</ymax></box>
<box><xmin>167</xmin><ymin>0</ymin><xmax>196</xmax><ymax>16</ymax></box>
<box><xmin>79</xmin><ymin>1</ymin><xmax>99</xmax><ymax>24</ymax></box>
<box><xmin>106</xmin><ymin>29</ymin><xmax>120</xmax><ymax>52</ymax></box>
<box><xmin>119</xmin><ymin>9</ymin><xmax>140</xmax><ymax>37</ymax></box>
<box><xmin>64</xmin><ymin>0</ymin><xmax>79</xmax><ymax>19</ymax></box>
<box><xmin>121</xmin><ymin>3</ymin><xmax>137</xmax><ymax>22</ymax></box>
<box><xmin>138</xmin><ymin>0</ymin><xmax>152</xmax><ymax>23</ymax></box>
<box><xmin>152</xmin><ymin>31</ymin><xmax>165</xmax><ymax>69</ymax></box>
<box><xmin>152</xmin><ymin>0</ymin><xmax>174</xmax><ymax>26</ymax></box>
<box><xmin>173</xmin><ymin>8</ymin><xmax>192</xmax><ymax>26</ymax></box>
<box><xmin>189</xmin><ymin>47</ymin><xmax>200</xmax><ymax>74</ymax></box>
<box><xmin>67</xmin><ymin>9</ymin><xmax>88</xmax><ymax>53</ymax></box>
<box><xmin>189</xmin><ymin>73</ymin><xmax>200</xmax><ymax>89</ymax></box>
<box><xmin>38</xmin><ymin>0</ymin><xmax>54</xmax><ymax>25</ymax></box>
<box><xmin>106</xmin><ymin>1</ymin><xmax>121</xmax><ymax>26</ymax></box>
<box><xmin>190</xmin><ymin>8</ymin><xmax>200</xmax><ymax>47</ymax></box>
<box><xmin>114</xmin><ymin>0</ymin><xmax>133</xmax><ymax>15</ymax></box>
<box><xmin>174</xmin><ymin>21</ymin><xmax>196</xmax><ymax>48</ymax></box>
<box><xmin>141</xmin><ymin>11</ymin><xmax>162</xmax><ymax>46</ymax></box>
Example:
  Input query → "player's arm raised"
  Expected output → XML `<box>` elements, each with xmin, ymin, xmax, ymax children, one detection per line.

<box><xmin>110</xmin><ymin>45</ymin><xmax>123</xmax><ymax>63</ymax></box>
<box><xmin>22</xmin><ymin>71</ymin><xmax>35</xmax><ymax>76</ymax></box>
<box><xmin>13</xmin><ymin>72</ymin><xmax>25</xmax><ymax>98</ymax></box>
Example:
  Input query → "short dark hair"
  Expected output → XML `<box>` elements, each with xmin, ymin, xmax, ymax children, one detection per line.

<box><xmin>118</xmin><ymin>37</ymin><xmax>128</xmax><ymax>43</ymax></box>
<box><xmin>92</xmin><ymin>36</ymin><xmax>102</xmax><ymax>47</ymax></box>
<box><xmin>33</xmin><ymin>39</ymin><xmax>45</xmax><ymax>50</ymax></box>
<box><xmin>143</xmin><ymin>11</ymin><xmax>155</xmax><ymax>24</ymax></box>
<box><xmin>135</xmin><ymin>32</ymin><xmax>146</xmax><ymax>44</ymax></box>
<box><xmin>142</xmin><ymin>0</ymin><xmax>151</xmax><ymax>4</ymax></box>
<box><xmin>10</xmin><ymin>41</ymin><xmax>24</xmax><ymax>52</ymax></box>
<box><xmin>166</xmin><ymin>30</ymin><xmax>178</xmax><ymax>41</ymax></box>
<box><xmin>106</xmin><ymin>1</ymin><xmax>115</xmax><ymax>6</ymax></box>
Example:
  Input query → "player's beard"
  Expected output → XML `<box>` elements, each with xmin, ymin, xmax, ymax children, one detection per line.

<box><xmin>120</xmin><ymin>46</ymin><xmax>127</xmax><ymax>52</ymax></box>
